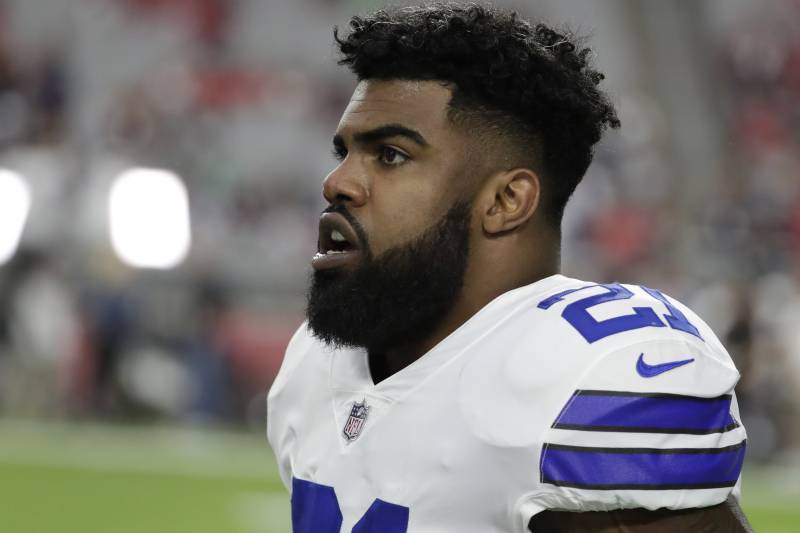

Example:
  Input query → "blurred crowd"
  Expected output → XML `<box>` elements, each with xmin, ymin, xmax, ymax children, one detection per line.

<box><xmin>0</xmin><ymin>0</ymin><xmax>798</xmax><ymax>461</ymax></box>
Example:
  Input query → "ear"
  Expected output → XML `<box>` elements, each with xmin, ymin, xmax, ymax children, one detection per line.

<box><xmin>480</xmin><ymin>168</ymin><xmax>541</xmax><ymax>235</ymax></box>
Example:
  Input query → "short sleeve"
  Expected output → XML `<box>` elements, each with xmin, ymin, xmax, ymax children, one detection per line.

<box><xmin>516</xmin><ymin>336</ymin><xmax>747</xmax><ymax>529</ymax></box>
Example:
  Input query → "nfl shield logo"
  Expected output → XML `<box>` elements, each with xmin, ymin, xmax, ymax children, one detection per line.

<box><xmin>342</xmin><ymin>399</ymin><xmax>370</xmax><ymax>442</ymax></box>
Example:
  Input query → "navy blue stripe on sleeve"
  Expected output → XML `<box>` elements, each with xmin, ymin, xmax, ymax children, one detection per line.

<box><xmin>540</xmin><ymin>441</ymin><xmax>746</xmax><ymax>490</ymax></box>
<box><xmin>552</xmin><ymin>390</ymin><xmax>739</xmax><ymax>435</ymax></box>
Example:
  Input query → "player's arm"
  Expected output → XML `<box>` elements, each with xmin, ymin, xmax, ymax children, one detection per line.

<box><xmin>528</xmin><ymin>495</ymin><xmax>755</xmax><ymax>532</ymax></box>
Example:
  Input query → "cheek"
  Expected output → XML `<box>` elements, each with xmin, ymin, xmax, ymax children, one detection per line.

<box><xmin>365</xmin><ymin>188</ymin><xmax>444</xmax><ymax>256</ymax></box>
<box><xmin>367</xmin><ymin>211</ymin><xmax>429</xmax><ymax>257</ymax></box>
<box><xmin>362</xmin><ymin>153</ymin><xmax>468</xmax><ymax>255</ymax></box>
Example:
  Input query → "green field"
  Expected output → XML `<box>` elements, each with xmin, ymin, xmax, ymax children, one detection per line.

<box><xmin>0</xmin><ymin>419</ymin><xmax>797</xmax><ymax>532</ymax></box>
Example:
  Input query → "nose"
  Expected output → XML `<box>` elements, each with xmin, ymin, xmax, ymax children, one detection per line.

<box><xmin>322</xmin><ymin>164</ymin><xmax>368</xmax><ymax>207</ymax></box>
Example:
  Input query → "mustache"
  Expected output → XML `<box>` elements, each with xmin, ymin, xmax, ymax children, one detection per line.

<box><xmin>321</xmin><ymin>204</ymin><xmax>370</xmax><ymax>253</ymax></box>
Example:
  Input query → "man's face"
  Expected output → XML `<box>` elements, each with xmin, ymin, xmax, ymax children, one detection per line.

<box><xmin>306</xmin><ymin>80</ymin><xmax>477</xmax><ymax>352</ymax></box>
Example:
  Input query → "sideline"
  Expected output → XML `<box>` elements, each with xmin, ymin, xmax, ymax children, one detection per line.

<box><xmin>0</xmin><ymin>417</ymin><xmax>280</xmax><ymax>481</ymax></box>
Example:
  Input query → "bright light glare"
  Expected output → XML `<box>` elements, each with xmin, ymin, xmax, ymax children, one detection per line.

<box><xmin>109</xmin><ymin>168</ymin><xmax>191</xmax><ymax>269</ymax></box>
<box><xmin>0</xmin><ymin>169</ymin><xmax>31</xmax><ymax>265</ymax></box>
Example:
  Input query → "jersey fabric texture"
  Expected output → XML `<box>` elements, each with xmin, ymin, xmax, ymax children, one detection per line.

<box><xmin>267</xmin><ymin>274</ymin><xmax>746</xmax><ymax>533</ymax></box>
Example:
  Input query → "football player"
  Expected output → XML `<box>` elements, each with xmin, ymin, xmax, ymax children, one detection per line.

<box><xmin>268</xmin><ymin>3</ymin><xmax>753</xmax><ymax>532</ymax></box>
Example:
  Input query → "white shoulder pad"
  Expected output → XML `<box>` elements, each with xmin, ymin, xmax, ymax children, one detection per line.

<box><xmin>457</xmin><ymin>296</ymin><xmax>594</xmax><ymax>448</ymax></box>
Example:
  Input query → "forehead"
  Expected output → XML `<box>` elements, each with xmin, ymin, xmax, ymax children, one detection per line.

<box><xmin>336</xmin><ymin>79</ymin><xmax>454</xmax><ymax>138</ymax></box>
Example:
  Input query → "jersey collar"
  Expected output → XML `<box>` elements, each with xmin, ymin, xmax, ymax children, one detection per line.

<box><xmin>328</xmin><ymin>274</ymin><xmax>568</xmax><ymax>402</ymax></box>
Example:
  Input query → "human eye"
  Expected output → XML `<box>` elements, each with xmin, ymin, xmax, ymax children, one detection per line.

<box><xmin>331</xmin><ymin>145</ymin><xmax>348</xmax><ymax>162</ymax></box>
<box><xmin>377</xmin><ymin>146</ymin><xmax>409</xmax><ymax>167</ymax></box>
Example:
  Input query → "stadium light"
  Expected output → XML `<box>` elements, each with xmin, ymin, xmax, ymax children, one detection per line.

<box><xmin>0</xmin><ymin>169</ymin><xmax>31</xmax><ymax>266</ymax></box>
<box><xmin>109</xmin><ymin>167</ymin><xmax>191</xmax><ymax>269</ymax></box>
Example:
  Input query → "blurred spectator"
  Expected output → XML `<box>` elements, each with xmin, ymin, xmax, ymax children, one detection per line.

<box><xmin>83</xmin><ymin>277</ymin><xmax>136</xmax><ymax>416</ymax></box>
<box><xmin>26</xmin><ymin>47</ymin><xmax>70</xmax><ymax>145</ymax></box>
<box><xmin>0</xmin><ymin>25</ymin><xmax>28</xmax><ymax>147</ymax></box>
<box><xmin>183</xmin><ymin>279</ymin><xmax>235</xmax><ymax>422</ymax></box>
<box><xmin>0</xmin><ymin>249</ymin><xmax>79</xmax><ymax>415</ymax></box>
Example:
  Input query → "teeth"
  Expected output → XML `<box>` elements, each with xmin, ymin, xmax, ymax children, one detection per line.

<box><xmin>331</xmin><ymin>230</ymin><xmax>347</xmax><ymax>242</ymax></box>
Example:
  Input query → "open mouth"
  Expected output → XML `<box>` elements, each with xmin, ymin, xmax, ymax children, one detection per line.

<box><xmin>311</xmin><ymin>212</ymin><xmax>363</xmax><ymax>270</ymax></box>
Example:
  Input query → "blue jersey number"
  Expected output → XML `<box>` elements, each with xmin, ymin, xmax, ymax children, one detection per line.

<box><xmin>537</xmin><ymin>283</ymin><xmax>702</xmax><ymax>343</ymax></box>
<box><xmin>292</xmin><ymin>477</ymin><xmax>409</xmax><ymax>533</ymax></box>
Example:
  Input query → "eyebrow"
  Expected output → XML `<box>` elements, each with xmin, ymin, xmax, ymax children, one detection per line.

<box><xmin>334</xmin><ymin>123</ymin><xmax>430</xmax><ymax>149</ymax></box>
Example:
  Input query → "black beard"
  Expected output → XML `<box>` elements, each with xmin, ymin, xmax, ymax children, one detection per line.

<box><xmin>306</xmin><ymin>200</ymin><xmax>471</xmax><ymax>353</ymax></box>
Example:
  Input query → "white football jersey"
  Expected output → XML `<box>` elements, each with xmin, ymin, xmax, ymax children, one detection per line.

<box><xmin>267</xmin><ymin>274</ymin><xmax>746</xmax><ymax>533</ymax></box>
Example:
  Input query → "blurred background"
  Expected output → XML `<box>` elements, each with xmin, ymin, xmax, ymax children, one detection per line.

<box><xmin>0</xmin><ymin>0</ymin><xmax>798</xmax><ymax>531</ymax></box>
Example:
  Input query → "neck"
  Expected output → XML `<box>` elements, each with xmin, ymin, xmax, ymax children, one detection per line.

<box><xmin>368</xmin><ymin>258</ymin><xmax>559</xmax><ymax>384</ymax></box>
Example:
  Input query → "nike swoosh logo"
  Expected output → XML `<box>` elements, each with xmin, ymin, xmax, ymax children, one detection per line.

<box><xmin>636</xmin><ymin>353</ymin><xmax>695</xmax><ymax>378</ymax></box>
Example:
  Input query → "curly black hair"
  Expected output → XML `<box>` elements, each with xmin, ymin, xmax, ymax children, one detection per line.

<box><xmin>334</xmin><ymin>3</ymin><xmax>619</xmax><ymax>226</ymax></box>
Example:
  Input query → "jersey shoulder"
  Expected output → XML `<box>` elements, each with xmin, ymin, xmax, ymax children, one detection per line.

<box><xmin>533</xmin><ymin>278</ymin><xmax>729</xmax><ymax>353</ymax></box>
<box><xmin>550</xmin><ymin>278</ymin><xmax>738</xmax><ymax>393</ymax></box>
<box><xmin>459</xmin><ymin>276</ymin><xmax>746</xmax><ymax>520</ymax></box>
<box><xmin>513</xmin><ymin>277</ymin><xmax>746</xmax><ymax>518</ymax></box>
<box><xmin>459</xmin><ymin>276</ymin><xmax>740</xmax><ymax>441</ymax></box>
<box><xmin>524</xmin><ymin>277</ymin><xmax>739</xmax><ymax>390</ymax></box>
